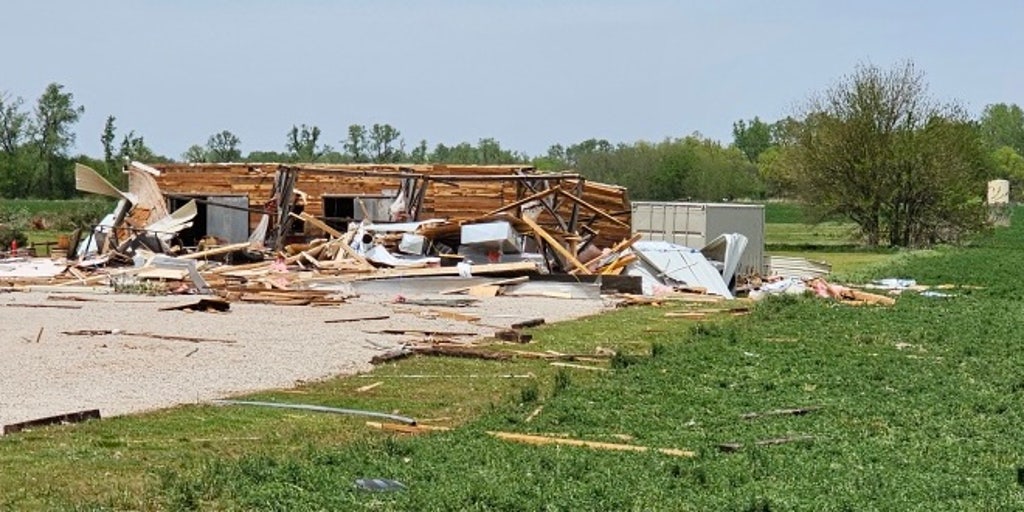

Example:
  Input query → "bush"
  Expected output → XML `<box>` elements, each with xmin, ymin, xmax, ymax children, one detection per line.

<box><xmin>0</xmin><ymin>225</ymin><xmax>28</xmax><ymax>250</ymax></box>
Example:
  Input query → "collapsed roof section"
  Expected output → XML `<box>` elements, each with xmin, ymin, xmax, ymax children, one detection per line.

<box><xmin>143</xmin><ymin>163</ymin><xmax>631</xmax><ymax>252</ymax></box>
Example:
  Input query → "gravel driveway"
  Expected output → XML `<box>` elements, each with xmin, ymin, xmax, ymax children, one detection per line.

<box><xmin>0</xmin><ymin>289</ymin><xmax>607</xmax><ymax>429</ymax></box>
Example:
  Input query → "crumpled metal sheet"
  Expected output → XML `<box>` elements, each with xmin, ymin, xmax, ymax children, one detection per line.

<box><xmin>630</xmin><ymin>240</ymin><xmax>732</xmax><ymax>298</ymax></box>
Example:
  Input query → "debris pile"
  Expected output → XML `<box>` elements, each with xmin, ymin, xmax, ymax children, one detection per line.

<box><xmin>0</xmin><ymin>162</ymin><xmax>756</xmax><ymax>303</ymax></box>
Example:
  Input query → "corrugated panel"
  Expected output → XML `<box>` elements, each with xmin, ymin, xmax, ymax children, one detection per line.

<box><xmin>632</xmin><ymin>202</ymin><xmax>764</xmax><ymax>276</ymax></box>
<box><xmin>765</xmin><ymin>255</ymin><xmax>831</xmax><ymax>279</ymax></box>
<box><xmin>206</xmin><ymin>196</ymin><xmax>250</xmax><ymax>243</ymax></box>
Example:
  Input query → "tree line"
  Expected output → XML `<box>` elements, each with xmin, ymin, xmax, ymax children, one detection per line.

<box><xmin>3</xmin><ymin>62</ymin><xmax>1024</xmax><ymax>247</ymax></box>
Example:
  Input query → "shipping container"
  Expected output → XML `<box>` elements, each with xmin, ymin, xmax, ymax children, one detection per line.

<box><xmin>631</xmin><ymin>202</ymin><xmax>765</xmax><ymax>276</ymax></box>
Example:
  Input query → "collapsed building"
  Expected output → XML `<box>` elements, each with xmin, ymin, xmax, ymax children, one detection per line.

<box><xmin>2</xmin><ymin>161</ymin><xmax>766</xmax><ymax>302</ymax></box>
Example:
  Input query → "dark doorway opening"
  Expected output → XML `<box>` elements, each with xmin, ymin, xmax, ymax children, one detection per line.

<box><xmin>168</xmin><ymin>196</ymin><xmax>207</xmax><ymax>248</ymax></box>
<box><xmin>323</xmin><ymin>197</ymin><xmax>355</xmax><ymax>232</ymax></box>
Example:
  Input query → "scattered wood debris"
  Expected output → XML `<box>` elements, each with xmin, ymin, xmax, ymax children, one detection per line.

<box><xmin>510</xmin><ymin>318</ymin><xmax>545</xmax><ymax>329</ymax></box>
<box><xmin>717</xmin><ymin>435</ymin><xmax>815</xmax><ymax>452</ymax></box>
<box><xmin>365</xmin><ymin>421</ymin><xmax>451</xmax><ymax>434</ymax></box>
<box><xmin>61</xmin><ymin>329</ymin><xmax>236</xmax><ymax>344</ymax></box>
<box><xmin>741</xmin><ymin>406</ymin><xmax>821</xmax><ymax>420</ymax></box>
<box><xmin>2</xmin><ymin>303</ymin><xmax>83</xmax><ymax>310</ymax></box>
<box><xmin>495</xmin><ymin>329</ymin><xmax>533</xmax><ymax>343</ymax></box>
<box><xmin>549</xmin><ymin>361</ymin><xmax>609</xmax><ymax>372</ymax></box>
<box><xmin>487</xmin><ymin>431</ymin><xmax>695</xmax><ymax>457</ymax></box>
<box><xmin>45</xmin><ymin>295</ymin><xmax>98</xmax><ymax>302</ymax></box>
<box><xmin>3</xmin><ymin>409</ymin><xmax>101</xmax><ymax>435</ymax></box>
<box><xmin>356</xmin><ymin>381</ymin><xmax>383</xmax><ymax>392</ymax></box>
<box><xmin>324</xmin><ymin>314</ymin><xmax>391</xmax><ymax>324</ymax></box>
<box><xmin>159</xmin><ymin>297</ymin><xmax>231</xmax><ymax>312</ymax></box>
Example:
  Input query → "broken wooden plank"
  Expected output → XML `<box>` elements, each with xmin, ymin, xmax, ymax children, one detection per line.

<box><xmin>509</xmin><ymin>318</ymin><xmax>545</xmax><ymax>330</ymax></box>
<box><xmin>495</xmin><ymin>329</ymin><xmax>533</xmax><ymax>343</ymax></box>
<box><xmin>369</xmin><ymin>329</ymin><xmax>478</xmax><ymax>337</ymax></box>
<box><xmin>394</xmin><ymin>297</ymin><xmax>478</xmax><ymax>307</ymax></box>
<box><xmin>324</xmin><ymin>314</ymin><xmax>391</xmax><ymax>324</ymax></box>
<box><xmin>292</xmin><ymin>211</ymin><xmax>342</xmax><ymax>238</ymax></box>
<box><xmin>2</xmin><ymin>303</ymin><xmax>82</xmax><ymax>310</ymax></box>
<box><xmin>356</xmin><ymin>381</ymin><xmax>383</xmax><ymax>392</ymax></box>
<box><xmin>558</xmin><ymin>190</ymin><xmax>630</xmax><ymax>229</ymax></box>
<box><xmin>741</xmin><ymin>406</ymin><xmax>821</xmax><ymax>420</ymax></box>
<box><xmin>487</xmin><ymin>431</ymin><xmax>694</xmax><ymax>457</ymax></box>
<box><xmin>439</xmin><ymin>276</ymin><xmax>529</xmax><ymax>295</ymax></box>
<box><xmin>61</xmin><ymin>329</ymin><xmax>236</xmax><ymax>344</ymax></box>
<box><xmin>3</xmin><ymin>409</ymin><xmax>101</xmax><ymax>435</ymax></box>
<box><xmin>45</xmin><ymin>294</ymin><xmax>98</xmax><ymax>302</ymax></box>
<box><xmin>371</xmin><ymin>348</ymin><xmax>411</xmax><ymax>365</ymax></box>
<box><xmin>571</xmin><ymin>233</ymin><xmax>643</xmax><ymax>275</ymax></box>
<box><xmin>520</xmin><ymin>215</ymin><xmax>590</xmax><ymax>274</ymax></box>
<box><xmin>549</xmin><ymin>361</ymin><xmax>609</xmax><ymax>372</ymax></box>
<box><xmin>507</xmin><ymin>350</ymin><xmax>614</xmax><ymax>361</ymax></box>
<box><xmin>718</xmin><ymin>435</ymin><xmax>815</xmax><ymax>452</ymax></box>
<box><xmin>365</xmin><ymin>421</ymin><xmax>451</xmax><ymax>434</ymax></box>
<box><xmin>354</xmin><ymin>261</ymin><xmax>538</xmax><ymax>281</ymax></box>
<box><xmin>663</xmin><ymin>312</ymin><xmax>707</xmax><ymax>320</ymax></box>
<box><xmin>484</xmin><ymin>187</ymin><xmax>560</xmax><ymax>216</ymax></box>
<box><xmin>426</xmin><ymin>309</ymin><xmax>481</xmax><ymax>323</ymax></box>
<box><xmin>176</xmin><ymin>242</ymin><xmax>252</xmax><ymax>260</ymax></box>
<box><xmin>467</xmin><ymin>285</ymin><xmax>501</xmax><ymax>297</ymax></box>
<box><xmin>411</xmin><ymin>346</ymin><xmax>512</xmax><ymax>361</ymax></box>
<box><xmin>159</xmin><ymin>297</ymin><xmax>231</xmax><ymax>312</ymax></box>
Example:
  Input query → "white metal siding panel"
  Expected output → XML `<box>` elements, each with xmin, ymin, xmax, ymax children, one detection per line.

<box><xmin>631</xmin><ymin>201</ymin><xmax>766</xmax><ymax>275</ymax></box>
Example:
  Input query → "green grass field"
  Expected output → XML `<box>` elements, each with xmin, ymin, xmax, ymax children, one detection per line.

<box><xmin>3</xmin><ymin>202</ymin><xmax>1020</xmax><ymax>510</ymax></box>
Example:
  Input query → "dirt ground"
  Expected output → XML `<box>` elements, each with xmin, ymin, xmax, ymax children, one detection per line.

<box><xmin>0</xmin><ymin>288</ymin><xmax>609</xmax><ymax>429</ymax></box>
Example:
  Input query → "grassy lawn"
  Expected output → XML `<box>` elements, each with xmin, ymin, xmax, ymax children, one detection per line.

<box><xmin>4</xmin><ymin>206</ymin><xmax>1024</xmax><ymax>509</ymax></box>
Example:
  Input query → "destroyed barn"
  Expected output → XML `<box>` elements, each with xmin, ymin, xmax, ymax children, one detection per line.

<box><xmin>2</xmin><ymin>160</ymin><xmax>779</xmax><ymax>303</ymax></box>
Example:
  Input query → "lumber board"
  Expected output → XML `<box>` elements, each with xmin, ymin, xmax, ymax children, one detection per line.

<box><xmin>519</xmin><ymin>216</ymin><xmax>590</xmax><ymax>274</ymax></box>
<box><xmin>3</xmin><ymin>409</ymin><xmax>101</xmax><ymax>435</ymax></box>
<box><xmin>177</xmin><ymin>242</ymin><xmax>252</xmax><ymax>260</ymax></box>
<box><xmin>354</xmin><ymin>261</ymin><xmax>537</xmax><ymax>280</ymax></box>
<box><xmin>487</xmin><ymin>431</ymin><xmax>694</xmax><ymax>457</ymax></box>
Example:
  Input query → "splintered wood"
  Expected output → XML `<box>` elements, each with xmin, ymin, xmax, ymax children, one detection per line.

<box><xmin>17</xmin><ymin>162</ymin><xmax>644</xmax><ymax>305</ymax></box>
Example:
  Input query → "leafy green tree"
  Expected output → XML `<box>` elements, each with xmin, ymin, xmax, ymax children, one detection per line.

<box><xmin>205</xmin><ymin>130</ymin><xmax>242</xmax><ymax>162</ymax></box>
<box><xmin>0</xmin><ymin>92</ymin><xmax>32</xmax><ymax>197</ymax></box>
<box><xmin>782</xmin><ymin>62</ymin><xmax>991</xmax><ymax>247</ymax></box>
<box><xmin>409</xmin><ymin>139</ymin><xmax>429</xmax><ymax>163</ymax></box>
<box><xmin>118</xmin><ymin>131</ymin><xmax>160</xmax><ymax>163</ymax></box>
<box><xmin>286</xmin><ymin>124</ymin><xmax>331</xmax><ymax>162</ymax></box>
<box><xmin>731</xmin><ymin>116</ymin><xmax>773</xmax><ymax>162</ymax></box>
<box><xmin>101</xmin><ymin>115</ymin><xmax>116</xmax><ymax>169</ymax></box>
<box><xmin>33</xmin><ymin>83</ymin><xmax>84</xmax><ymax>197</ymax></box>
<box><xmin>343</xmin><ymin>124</ymin><xmax>368</xmax><ymax>163</ymax></box>
<box><xmin>978</xmin><ymin>103</ymin><xmax>1024</xmax><ymax>154</ymax></box>
<box><xmin>182</xmin><ymin>144</ymin><xmax>207</xmax><ymax>163</ymax></box>
<box><xmin>367</xmin><ymin>123</ymin><xmax>403</xmax><ymax>163</ymax></box>
<box><xmin>991</xmin><ymin>146</ymin><xmax>1024</xmax><ymax>199</ymax></box>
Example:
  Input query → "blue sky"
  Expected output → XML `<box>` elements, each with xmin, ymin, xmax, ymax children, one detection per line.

<box><xmin>4</xmin><ymin>1</ymin><xmax>1021</xmax><ymax>159</ymax></box>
